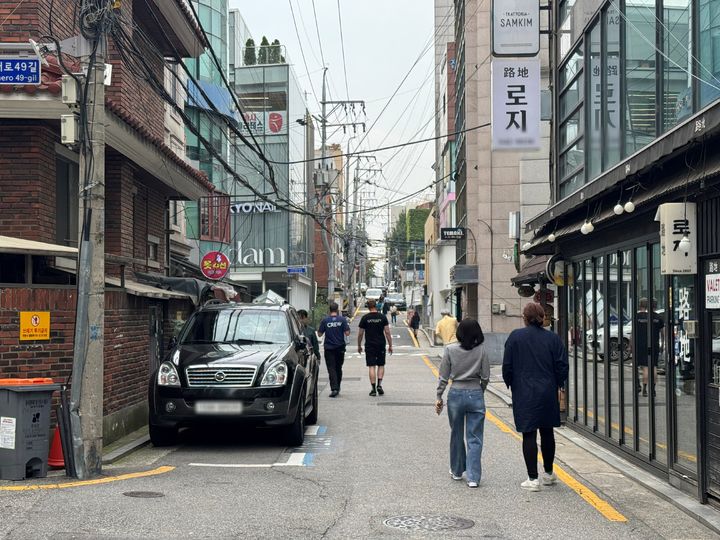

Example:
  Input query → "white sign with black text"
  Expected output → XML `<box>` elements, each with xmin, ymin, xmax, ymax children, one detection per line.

<box><xmin>707</xmin><ymin>274</ymin><xmax>720</xmax><ymax>309</ymax></box>
<box><xmin>491</xmin><ymin>58</ymin><xmax>541</xmax><ymax>151</ymax></box>
<box><xmin>658</xmin><ymin>202</ymin><xmax>697</xmax><ymax>275</ymax></box>
<box><xmin>492</xmin><ymin>0</ymin><xmax>540</xmax><ymax>56</ymax></box>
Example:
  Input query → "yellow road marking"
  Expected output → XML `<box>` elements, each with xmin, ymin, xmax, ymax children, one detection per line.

<box><xmin>408</xmin><ymin>327</ymin><xmax>420</xmax><ymax>348</ymax></box>
<box><xmin>422</xmin><ymin>355</ymin><xmax>627</xmax><ymax>523</ymax></box>
<box><xmin>0</xmin><ymin>466</ymin><xmax>175</xmax><ymax>491</ymax></box>
<box><xmin>350</xmin><ymin>305</ymin><xmax>361</xmax><ymax>322</ymax></box>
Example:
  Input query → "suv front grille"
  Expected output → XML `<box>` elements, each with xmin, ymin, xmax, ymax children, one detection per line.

<box><xmin>186</xmin><ymin>366</ymin><xmax>257</xmax><ymax>387</ymax></box>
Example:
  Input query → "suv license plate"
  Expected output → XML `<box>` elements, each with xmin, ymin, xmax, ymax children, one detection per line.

<box><xmin>195</xmin><ymin>401</ymin><xmax>243</xmax><ymax>415</ymax></box>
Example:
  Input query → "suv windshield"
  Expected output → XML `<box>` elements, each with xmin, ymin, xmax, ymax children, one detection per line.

<box><xmin>388</xmin><ymin>294</ymin><xmax>403</xmax><ymax>301</ymax></box>
<box><xmin>367</xmin><ymin>288</ymin><xmax>382</xmax><ymax>297</ymax></box>
<box><xmin>181</xmin><ymin>309</ymin><xmax>290</xmax><ymax>345</ymax></box>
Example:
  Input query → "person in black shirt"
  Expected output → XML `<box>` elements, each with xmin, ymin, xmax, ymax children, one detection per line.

<box><xmin>635</xmin><ymin>297</ymin><xmax>664</xmax><ymax>397</ymax></box>
<box><xmin>297</xmin><ymin>309</ymin><xmax>320</xmax><ymax>359</ymax></box>
<box><xmin>358</xmin><ymin>299</ymin><xmax>393</xmax><ymax>396</ymax></box>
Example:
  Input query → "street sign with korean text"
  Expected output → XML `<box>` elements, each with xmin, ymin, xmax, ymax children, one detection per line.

<box><xmin>491</xmin><ymin>58</ymin><xmax>541</xmax><ymax>150</ymax></box>
<box><xmin>0</xmin><ymin>57</ymin><xmax>41</xmax><ymax>85</ymax></box>
<box><xmin>286</xmin><ymin>266</ymin><xmax>307</xmax><ymax>275</ymax></box>
<box><xmin>441</xmin><ymin>227</ymin><xmax>466</xmax><ymax>241</ymax></box>
<box><xmin>491</xmin><ymin>0</ymin><xmax>540</xmax><ymax>56</ymax></box>
<box><xmin>200</xmin><ymin>251</ymin><xmax>230</xmax><ymax>280</ymax></box>
<box><xmin>658</xmin><ymin>203</ymin><xmax>697</xmax><ymax>275</ymax></box>
<box><xmin>19</xmin><ymin>311</ymin><xmax>50</xmax><ymax>341</ymax></box>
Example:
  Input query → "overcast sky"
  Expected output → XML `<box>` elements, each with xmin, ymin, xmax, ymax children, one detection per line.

<box><xmin>230</xmin><ymin>0</ymin><xmax>436</xmax><ymax>249</ymax></box>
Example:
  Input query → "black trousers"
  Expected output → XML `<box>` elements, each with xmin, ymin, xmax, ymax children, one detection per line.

<box><xmin>324</xmin><ymin>348</ymin><xmax>345</xmax><ymax>392</ymax></box>
<box><xmin>522</xmin><ymin>428</ymin><xmax>556</xmax><ymax>479</ymax></box>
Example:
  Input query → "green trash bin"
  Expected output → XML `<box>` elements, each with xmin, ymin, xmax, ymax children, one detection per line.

<box><xmin>0</xmin><ymin>378</ymin><xmax>60</xmax><ymax>481</ymax></box>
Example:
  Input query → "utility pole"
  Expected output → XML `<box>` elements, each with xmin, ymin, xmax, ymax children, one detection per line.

<box><xmin>70</xmin><ymin>3</ymin><xmax>106</xmax><ymax>479</ymax></box>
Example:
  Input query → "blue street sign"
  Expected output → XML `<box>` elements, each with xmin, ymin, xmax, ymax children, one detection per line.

<box><xmin>287</xmin><ymin>266</ymin><xmax>307</xmax><ymax>275</ymax></box>
<box><xmin>0</xmin><ymin>57</ymin><xmax>41</xmax><ymax>85</ymax></box>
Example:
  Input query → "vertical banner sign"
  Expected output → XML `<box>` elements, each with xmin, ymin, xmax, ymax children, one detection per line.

<box><xmin>491</xmin><ymin>58</ymin><xmax>541</xmax><ymax>150</ymax></box>
<box><xmin>658</xmin><ymin>202</ymin><xmax>697</xmax><ymax>275</ymax></box>
<box><xmin>491</xmin><ymin>0</ymin><xmax>540</xmax><ymax>56</ymax></box>
<box><xmin>707</xmin><ymin>260</ymin><xmax>720</xmax><ymax>309</ymax></box>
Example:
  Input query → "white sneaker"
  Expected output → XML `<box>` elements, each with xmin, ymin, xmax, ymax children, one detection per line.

<box><xmin>467</xmin><ymin>481</ymin><xmax>479</xmax><ymax>488</ymax></box>
<box><xmin>541</xmin><ymin>471</ymin><xmax>557</xmax><ymax>486</ymax></box>
<box><xmin>449</xmin><ymin>469</ymin><xmax>463</xmax><ymax>481</ymax></box>
<box><xmin>521</xmin><ymin>478</ymin><xmax>541</xmax><ymax>492</ymax></box>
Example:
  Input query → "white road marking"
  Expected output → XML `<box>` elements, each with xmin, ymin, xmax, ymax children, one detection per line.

<box><xmin>189</xmin><ymin>452</ymin><xmax>312</xmax><ymax>468</ymax></box>
<box><xmin>305</xmin><ymin>426</ymin><xmax>320</xmax><ymax>436</ymax></box>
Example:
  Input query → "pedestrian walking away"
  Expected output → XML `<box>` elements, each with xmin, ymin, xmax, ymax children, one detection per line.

<box><xmin>410</xmin><ymin>309</ymin><xmax>420</xmax><ymax>338</ymax></box>
<box><xmin>435</xmin><ymin>309</ymin><xmax>458</xmax><ymax>345</ymax></box>
<box><xmin>357</xmin><ymin>299</ymin><xmax>393</xmax><ymax>396</ymax></box>
<box><xmin>318</xmin><ymin>302</ymin><xmax>350</xmax><ymax>397</ymax></box>
<box><xmin>502</xmin><ymin>303</ymin><xmax>569</xmax><ymax>492</ymax></box>
<box><xmin>435</xmin><ymin>318</ymin><xmax>490</xmax><ymax>488</ymax></box>
<box><xmin>390</xmin><ymin>304</ymin><xmax>398</xmax><ymax>325</ymax></box>
<box><xmin>297</xmin><ymin>309</ymin><xmax>320</xmax><ymax>359</ymax></box>
<box><xmin>382</xmin><ymin>299</ymin><xmax>390</xmax><ymax>317</ymax></box>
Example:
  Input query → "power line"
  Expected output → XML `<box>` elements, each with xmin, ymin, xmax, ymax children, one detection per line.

<box><xmin>336</xmin><ymin>0</ymin><xmax>350</xmax><ymax>100</ymax></box>
<box><xmin>288</xmin><ymin>0</ymin><xmax>320</xmax><ymax>108</ymax></box>
<box><xmin>310</xmin><ymin>0</ymin><xmax>326</xmax><ymax>69</ymax></box>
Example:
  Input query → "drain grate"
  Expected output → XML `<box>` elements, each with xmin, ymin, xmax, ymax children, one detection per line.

<box><xmin>383</xmin><ymin>515</ymin><xmax>475</xmax><ymax>532</ymax></box>
<box><xmin>123</xmin><ymin>491</ymin><xmax>164</xmax><ymax>498</ymax></box>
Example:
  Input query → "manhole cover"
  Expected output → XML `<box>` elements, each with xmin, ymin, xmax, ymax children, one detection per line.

<box><xmin>122</xmin><ymin>491</ymin><xmax>164</xmax><ymax>498</ymax></box>
<box><xmin>383</xmin><ymin>515</ymin><xmax>475</xmax><ymax>531</ymax></box>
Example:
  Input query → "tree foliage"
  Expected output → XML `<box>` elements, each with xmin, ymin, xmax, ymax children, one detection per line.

<box><xmin>244</xmin><ymin>38</ymin><xmax>256</xmax><ymax>65</ymax></box>
<box><xmin>269</xmin><ymin>39</ymin><xmax>283</xmax><ymax>64</ymax></box>
<box><xmin>406</xmin><ymin>209</ymin><xmax>430</xmax><ymax>242</ymax></box>
<box><xmin>258</xmin><ymin>36</ymin><xmax>270</xmax><ymax>64</ymax></box>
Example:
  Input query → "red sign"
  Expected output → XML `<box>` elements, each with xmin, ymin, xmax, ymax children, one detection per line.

<box><xmin>268</xmin><ymin>112</ymin><xmax>283</xmax><ymax>133</ymax></box>
<box><xmin>533</xmin><ymin>289</ymin><xmax>554</xmax><ymax>304</ymax></box>
<box><xmin>200</xmin><ymin>251</ymin><xmax>230</xmax><ymax>280</ymax></box>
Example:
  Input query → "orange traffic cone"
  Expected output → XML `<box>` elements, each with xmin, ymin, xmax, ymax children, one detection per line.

<box><xmin>48</xmin><ymin>426</ymin><xmax>64</xmax><ymax>468</ymax></box>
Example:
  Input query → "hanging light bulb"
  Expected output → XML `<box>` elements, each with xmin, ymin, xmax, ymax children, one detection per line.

<box><xmin>586</xmin><ymin>220</ymin><xmax>595</xmax><ymax>233</ymax></box>
<box><xmin>548</xmin><ymin>232</ymin><xmax>556</xmax><ymax>242</ymax></box>
<box><xmin>580</xmin><ymin>220</ymin><xmax>594</xmax><ymax>235</ymax></box>
<box><xmin>613</xmin><ymin>203</ymin><xmax>624</xmax><ymax>215</ymax></box>
<box><xmin>624</xmin><ymin>200</ymin><xmax>635</xmax><ymax>213</ymax></box>
<box><xmin>678</xmin><ymin>235</ymin><xmax>691</xmax><ymax>254</ymax></box>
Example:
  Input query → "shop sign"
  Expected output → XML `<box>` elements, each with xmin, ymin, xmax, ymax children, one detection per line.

<box><xmin>231</xmin><ymin>242</ymin><xmax>286</xmax><ymax>267</ymax></box>
<box><xmin>0</xmin><ymin>57</ymin><xmax>41</xmax><ymax>85</ymax></box>
<box><xmin>440</xmin><ymin>227</ymin><xmax>466</xmax><ymax>240</ymax></box>
<box><xmin>491</xmin><ymin>58</ymin><xmax>541</xmax><ymax>150</ymax></box>
<box><xmin>658</xmin><ymin>202</ymin><xmax>697</xmax><ymax>275</ymax></box>
<box><xmin>200</xmin><ymin>251</ymin><xmax>230</xmax><ymax>280</ymax></box>
<box><xmin>491</xmin><ymin>0</ymin><xmax>540</xmax><ymax>56</ymax></box>
<box><xmin>534</xmin><ymin>289</ymin><xmax>554</xmax><ymax>304</ymax></box>
<box><xmin>230</xmin><ymin>201</ymin><xmax>279</xmax><ymax>214</ymax></box>
<box><xmin>707</xmin><ymin>260</ymin><xmax>720</xmax><ymax>309</ymax></box>
<box><xmin>19</xmin><ymin>311</ymin><xmax>50</xmax><ymax>341</ymax></box>
<box><xmin>239</xmin><ymin>111</ymin><xmax>287</xmax><ymax>136</ymax></box>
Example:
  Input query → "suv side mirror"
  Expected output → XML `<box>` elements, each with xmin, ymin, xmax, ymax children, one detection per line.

<box><xmin>295</xmin><ymin>335</ymin><xmax>308</xmax><ymax>351</ymax></box>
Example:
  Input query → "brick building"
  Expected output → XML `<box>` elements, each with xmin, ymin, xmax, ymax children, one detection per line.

<box><xmin>0</xmin><ymin>0</ymin><xmax>211</xmax><ymax>444</ymax></box>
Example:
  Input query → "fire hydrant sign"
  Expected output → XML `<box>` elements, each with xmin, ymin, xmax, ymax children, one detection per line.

<box><xmin>200</xmin><ymin>251</ymin><xmax>230</xmax><ymax>280</ymax></box>
<box><xmin>19</xmin><ymin>311</ymin><xmax>50</xmax><ymax>341</ymax></box>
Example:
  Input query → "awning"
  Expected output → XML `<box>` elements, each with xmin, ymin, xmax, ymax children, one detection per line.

<box><xmin>0</xmin><ymin>235</ymin><xmax>78</xmax><ymax>257</ymax></box>
<box><xmin>511</xmin><ymin>255</ymin><xmax>550</xmax><ymax>287</ymax></box>
<box><xmin>106</xmin><ymin>276</ymin><xmax>191</xmax><ymax>300</ymax></box>
<box><xmin>449</xmin><ymin>264</ymin><xmax>478</xmax><ymax>285</ymax></box>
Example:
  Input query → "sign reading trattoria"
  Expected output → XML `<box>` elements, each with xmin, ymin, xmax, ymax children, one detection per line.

<box><xmin>230</xmin><ymin>201</ymin><xmax>280</xmax><ymax>214</ymax></box>
<box><xmin>491</xmin><ymin>0</ymin><xmax>540</xmax><ymax>56</ymax></box>
<box><xmin>200</xmin><ymin>251</ymin><xmax>230</xmax><ymax>280</ymax></box>
<box><xmin>441</xmin><ymin>227</ymin><xmax>466</xmax><ymax>241</ymax></box>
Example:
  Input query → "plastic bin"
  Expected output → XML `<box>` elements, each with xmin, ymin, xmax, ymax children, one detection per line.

<box><xmin>0</xmin><ymin>378</ymin><xmax>60</xmax><ymax>480</ymax></box>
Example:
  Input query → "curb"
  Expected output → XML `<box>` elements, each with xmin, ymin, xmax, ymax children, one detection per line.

<box><xmin>102</xmin><ymin>434</ymin><xmax>151</xmax><ymax>465</ymax></box>
<box><xmin>485</xmin><ymin>383</ymin><xmax>513</xmax><ymax>408</ymax></box>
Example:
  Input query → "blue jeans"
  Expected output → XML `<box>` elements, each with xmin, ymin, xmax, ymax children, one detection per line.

<box><xmin>447</xmin><ymin>388</ymin><xmax>486</xmax><ymax>483</ymax></box>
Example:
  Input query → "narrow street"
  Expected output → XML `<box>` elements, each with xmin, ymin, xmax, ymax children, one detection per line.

<box><xmin>0</xmin><ymin>310</ymin><xmax>715</xmax><ymax>539</ymax></box>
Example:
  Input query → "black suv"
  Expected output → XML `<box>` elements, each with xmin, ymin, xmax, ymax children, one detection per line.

<box><xmin>148</xmin><ymin>303</ymin><xmax>319</xmax><ymax>447</ymax></box>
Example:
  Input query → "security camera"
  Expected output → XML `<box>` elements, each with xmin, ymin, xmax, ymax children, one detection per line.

<box><xmin>29</xmin><ymin>39</ymin><xmax>49</xmax><ymax>66</ymax></box>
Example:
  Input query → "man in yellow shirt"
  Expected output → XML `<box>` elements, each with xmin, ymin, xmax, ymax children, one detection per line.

<box><xmin>435</xmin><ymin>310</ymin><xmax>458</xmax><ymax>345</ymax></box>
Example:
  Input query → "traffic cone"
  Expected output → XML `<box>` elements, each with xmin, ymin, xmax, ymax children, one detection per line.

<box><xmin>48</xmin><ymin>425</ymin><xmax>64</xmax><ymax>468</ymax></box>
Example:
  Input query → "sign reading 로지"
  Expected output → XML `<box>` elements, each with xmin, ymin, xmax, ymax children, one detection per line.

<box><xmin>658</xmin><ymin>202</ymin><xmax>697</xmax><ymax>275</ymax></box>
<box><xmin>0</xmin><ymin>57</ymin><xmax>41</xmax><ymax>85</ymax></box>
<box><xmin>492</xmin><ymin>0</ymin><xmax>540</xmax><ymax>56</ymax></box>
<box><xmin>491</xmin><ymin>58</ymin><xmax>541</xmax><ymax>151</ymax></box>
<box><xmin>440</xmin><ymin>227</ymin><xmax>466</xmax><ymax>241</ymax></box>
<box><xmin>19</xmin><ymin>311</ymin><xmax>50</xmax><ymax>341</ymax></box>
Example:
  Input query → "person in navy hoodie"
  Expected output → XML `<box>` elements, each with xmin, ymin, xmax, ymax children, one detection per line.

<box><xmin>318</xmin><ymin>302</ymin><xmax>351</xmax><ymax>397</ymax></box>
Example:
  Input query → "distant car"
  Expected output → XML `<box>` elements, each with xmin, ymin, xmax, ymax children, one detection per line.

<box><xmin>359</xmin><ymin>282</ymin><xmax>368</xmax><ymax>294</ymax></box>
<box><xmin>365</xmin><ymin>288</ymin><xmax>382</xmax><ymax>302</ymax></box>
<box><xmin>148</xmin><ymin>303</ymin><xmax>319</xmax><ymax>447</ymax></box>
<box><xmin>385</xmin><ymin>293</ymin><xmax>407</xmax><ymax>311</ymax></box>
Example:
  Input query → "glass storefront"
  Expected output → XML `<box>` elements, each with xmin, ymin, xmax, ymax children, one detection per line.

<box><xmin>564</xmin><ymin>241</ymin><xmax>698</xmax><ymax>475</ymax></box>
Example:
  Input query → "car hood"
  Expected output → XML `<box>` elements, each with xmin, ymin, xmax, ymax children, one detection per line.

<box><xmin>172</xmin><ymin>343</ymin><xmax>288</xmax><ymax>370</ymax></box>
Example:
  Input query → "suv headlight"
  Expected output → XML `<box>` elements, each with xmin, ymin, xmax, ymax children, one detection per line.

<box><xmin>260</xmin><ymin>361</ymin><xmax>288</xmax><ymax>386</ymax></box>
<box><xmin>157</xmin><ymin>361</ymin><xmax>181</xmax><ymax>387</ymax></box>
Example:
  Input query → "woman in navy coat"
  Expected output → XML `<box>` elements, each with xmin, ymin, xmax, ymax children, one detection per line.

<box><xmin>502</xmin><ymin>303</ymin><xmax>568</xmax><ymax>492</ymax></box>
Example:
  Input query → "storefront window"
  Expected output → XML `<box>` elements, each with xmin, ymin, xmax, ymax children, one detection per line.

<box><xmin>568</xmin><ymin>263</ymin><xmax>578</xmax><ymax>420</ymax></box>
<box><xmin>586</xmin><ymin>259</ymin><xmax>595</xmax><ymax>428</ymax></box>
<box><xmin>609</xmin><ymin>252</ymin><xmax>621</xmax><ymax>441</ymax></box>
<box><xmin>625</xmin><ymin>0</ymin><xmax>657</xmax><ymax>156</ymax></box>
<box><xmin>588</xmin><ymin>23</ymin><xmax>602</xmax><ymax>179</ymax></box>
<box><xmin>698</xmin><ymin>0</ymin><xmax>720</xmax><ymax>108</ymax></box>
<box><xmin>577</xmin><ymin>261</ymin><xmax>586</xmax><ymax>424</ymax></box>
<box><xmin>662</xmin><ymin>0</ymin><xmax>692</xmax><ymax>131</ymax></box>
<box><xmin>593</xmin><ymin>256</ymin><xmax>605</xmax><ymax>433</ymax></box>
<box><xmin>635</xmin><ymin>245</ymin><xmax>650</xmax><ymax>457</ymax></box>
<box><xmin>672</xmin><ymin>275</ymin><xmax>697</xmax><ymax>471</ymax></box>
<box><xmin>622</xmin><ymin>249</ymin><xmax>635</xmax><ymax>449</ymax></box>
<box><xmin>652</xmin><ymin>243</ymin><xmax>667</xmax><ymax>465</ymax></box>
<box><xmin>605</xmin><ymin>5</ymin><xmax>622</xmax><ymax>167</ymax></box>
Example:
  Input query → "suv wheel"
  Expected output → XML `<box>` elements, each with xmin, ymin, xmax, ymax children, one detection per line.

<box><xmin>149</xmin><ymin>423</ymin><xmax>178</xmax><ymax>447</ymax></box>
<box><xmin>283</xmin><ymin>392</ymin><xmax>305</xmax><ymax>447</ymax></box>
<box><xmin>306</xmin><ymin>382</ymin><xmax>319</xmax><ymax>426</ymax></box>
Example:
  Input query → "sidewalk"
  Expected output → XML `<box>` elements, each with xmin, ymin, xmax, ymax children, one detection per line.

<box><xmin>420</xmin><ymin>333</ymin><xmax>720</xmax><ymax>536</ymax></box>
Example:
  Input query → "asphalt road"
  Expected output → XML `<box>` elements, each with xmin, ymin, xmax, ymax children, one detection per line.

<box><xmin>0</xmin><ymin>309</ymin><xmax>717</xmax><ymax>539</ymax></box>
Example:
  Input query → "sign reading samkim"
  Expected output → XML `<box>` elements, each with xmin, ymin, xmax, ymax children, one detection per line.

<box><xmin>441</xmin><ymin>227</ymin><xmax>466</xmax><ymax>241</ymax></box>
<box><xmin>492</xmin><ymin>0</ymin><xmax>540</xmax><ymax>56</ymax></box>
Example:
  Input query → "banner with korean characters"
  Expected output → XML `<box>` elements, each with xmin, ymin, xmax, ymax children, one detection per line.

<box><xmin>491</xmin><ymin>58</ymin><xmax>541</xmax><ymax>151</ymax></box>
<box><xmin>707</xmin><ymin>260</ymin><xmax>720</xmax><ymax>309</ymax></box>
<box><xmin>657</xmin><ymin>202</ymin><xmax>697</xmax><ymax>275</ymax></box>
